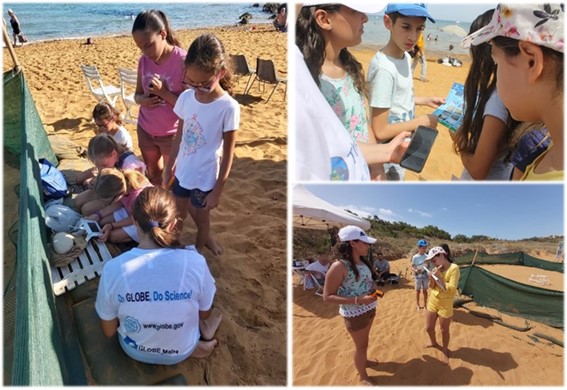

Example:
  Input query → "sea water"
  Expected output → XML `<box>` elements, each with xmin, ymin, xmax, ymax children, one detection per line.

<box><xmin>362</xmin><ymin>15</ymin><xmax>472</xmax><ymax>57</ymax></box>
<box><xmin>3</xmin><ymin>3</ymin><xmax>274</xmax><ymax>43</ymax></box>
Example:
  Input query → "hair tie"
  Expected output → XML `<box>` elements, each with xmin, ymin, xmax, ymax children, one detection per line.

<box><xmin>149</xmin><ymin>220</ymin><xmax>159</xmax><ymax>228</ymax></box>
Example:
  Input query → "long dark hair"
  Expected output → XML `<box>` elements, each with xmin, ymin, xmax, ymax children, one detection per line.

<box><xmin>338</xmin><ymin>241</ymin><xmax>377</xmax><ymax>281</ymax></box>
<box><xmin>455</xmin><ymin>9</ymin><xmax>518</xmax><ymax>156</ymax></box>
<box><xmin>296</xmin><ymin>4</ymin><xmax>367</xmax><ymax>97</ymax></box>
<box><xmin>132</xmin><ymin>10</ymin><xmax>181</xmax><ymax>48</ymax></box>
<box><xmin>185</xmin><ymin>33</ymin><xmax>234</xmax><ymax>96</ymax></box>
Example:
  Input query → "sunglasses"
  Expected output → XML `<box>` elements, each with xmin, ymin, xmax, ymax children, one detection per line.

<box><xmin>182</xmin><ymin>72</ymin><xmax>221</xmax><ymax>93</ymax></box>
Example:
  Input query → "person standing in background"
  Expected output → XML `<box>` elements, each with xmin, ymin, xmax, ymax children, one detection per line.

<box><xmin>411</xmin><ymin>32</ymin><xmax>427</xmax><ymax>82</ymax></box>
<box><xmin>7</xmin><ymin>9</ymin><xmax>26</xmax><ymax>46</ymax></box>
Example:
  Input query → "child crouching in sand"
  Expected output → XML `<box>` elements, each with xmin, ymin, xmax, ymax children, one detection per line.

<box><xmin>165</xmin><ymin>33</ymin><xmax>240</xmax><ymax>255</ymax></box>
<box><xmin>461</xmin><ymin>3</ymin><xmax>564</xmax><ymax>180</ymax></box>
<box><xmin>85</xmin><ymin>168</ymin><xmax>152</xmax><ymax>244</ymax></box>
<box><xmin>95</xmin><ymin>186</ymin><xmax>222</xmax><ymax>364</ymax></box>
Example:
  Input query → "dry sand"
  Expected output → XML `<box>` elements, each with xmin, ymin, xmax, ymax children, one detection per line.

<box><xmin>352</xmin><ymin>46</ymin><xmax>470</xmax><ymax>181</ymax></box>
<box><xmin>3</xmin><ymin>25</ymin><xmax>287</xmax><ymax>385</ymax></box>
<box><xmin>293</xmin><ymin>258</ymin><xmax>564</xmax><ymax>385</ymax></box>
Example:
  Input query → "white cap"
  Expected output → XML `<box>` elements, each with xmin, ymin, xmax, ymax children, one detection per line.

<box><xmin>302</xmin><ymin>2</ymin><xmax>386</xmax><ymax>14</ymax></box>
<box><xmin>425</xmin><ymin>246</ymin><xmax>447</xmax><ymax>261</ymax></box>
<box><xmin>338</xmin><ymin>225</ymin><xmax>377</xmax><ymax>244</ymax></box>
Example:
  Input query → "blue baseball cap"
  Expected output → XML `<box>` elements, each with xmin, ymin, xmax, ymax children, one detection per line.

<box><xmin>385</xmin><ymin>3</ymin><xmax>435</xmax><ymax>23</ymax></box>
<box><xmin>418</xmin><ymin>239</ymin><xmax>428</xmax><ymax>247</ymax></box>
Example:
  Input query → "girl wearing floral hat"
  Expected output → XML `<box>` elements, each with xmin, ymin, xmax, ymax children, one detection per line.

<box><xmin>423</xmin><ymin>246</ymin><xmax>460</xmax><ymax>364</ymax></box>
<box><xmin>462</xmin><ymin>3</ymin><xmax>564</xmax><ymax>181</ymax></box>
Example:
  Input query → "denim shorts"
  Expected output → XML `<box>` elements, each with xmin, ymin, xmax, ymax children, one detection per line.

<box><xmin>171</xmin><ymin>178</ymin><xmax>211</xmax><ymax>208</ymax></box>
<box><xmin>415</xmin><ymin>277</ymin><xmax>429</xmax><ymax>291</ymax></box>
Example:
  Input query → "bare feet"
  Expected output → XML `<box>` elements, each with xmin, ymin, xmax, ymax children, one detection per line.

<box><xmin>205</xmin><ymin>236</ymin><xmax>223</xmax><ymax>256</ymax></box>
<box><xmin>190</xmin><ymin>339</ymin><xmax>218</xmax><ymax>358</ymax></box>
<box><xmin>200</xmin><ymin>307</ymin><xmax>223</xmax><ymax>341</ymax></box>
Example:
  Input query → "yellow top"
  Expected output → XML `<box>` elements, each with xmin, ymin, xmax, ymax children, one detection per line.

<box><xmin>416</xmin><ymin>33</ymin><xmax>425</xmax><ymax>51</ymax></box>
<box><xmin>521</xmin><ymin>142</ymin><xmax>564</xmax><ymax>181</ymax></box>
<box><xmin>430</xmin><ymin>263</ymin><xmax>460</xmax><ymax>300</ymax></box>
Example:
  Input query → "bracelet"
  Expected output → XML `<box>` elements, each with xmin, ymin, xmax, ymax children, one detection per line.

<box><xmin>354</xmin><ymin>297</ymin><xmax>358</xmax><ymax>305</ymax></box>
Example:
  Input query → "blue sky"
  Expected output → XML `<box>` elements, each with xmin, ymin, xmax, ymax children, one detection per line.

<box><xmin>302</xmin><ymin>184</ymin><xmax>564</xmax><ymax>241</ymax></box>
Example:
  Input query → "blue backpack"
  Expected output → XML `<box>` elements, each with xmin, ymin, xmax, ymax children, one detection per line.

<box><xmin>39</xmin><ymin>158</ymin><xmax>69</xmax><ymax>202</ymax></box>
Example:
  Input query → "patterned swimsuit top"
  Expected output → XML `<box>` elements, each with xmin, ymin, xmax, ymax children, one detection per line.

<box><xmin>337</xmin><ymin>260</ymin><xmax>377</xmax><ymax>318</ymax></box>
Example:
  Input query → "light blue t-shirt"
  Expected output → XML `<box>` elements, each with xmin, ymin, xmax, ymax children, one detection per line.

<box><xmin>367</xmin><ymin>51</ymin><xmax>414</xmax><ymax>181</ymax></box>
<box><xmin>412</xmin><ymin>253</ymin><xmax>429</xmax><ymax>280</ymax></box>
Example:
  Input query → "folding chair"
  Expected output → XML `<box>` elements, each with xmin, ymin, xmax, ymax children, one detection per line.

<box><xmin>230</xmin><ymin>54</ymin><xmax>255</xmax><ymax>95</ymax></box>
<box><xmin>248</xmin><ymin>58</ymin><xmax>287</xmax><ymax>103</ymax></box>
<box><xmin>117</xmin><ymin>67</ymin><xmax>138</xmax><ymax>125</ymax></box>
<box><xmin>307</xmin><ymin>273</ymin><xmax>324</xmax><ymax>297</ymax></box>
<box><xmin>80</xmin><ymin>64</ymin><xmax>121</xmax><ymax>107</ymax></box>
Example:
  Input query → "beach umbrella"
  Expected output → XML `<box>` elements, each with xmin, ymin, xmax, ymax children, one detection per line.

<box><xmin>293</xmin><ymin>184</ymin><xmax>370</xmax><ymax>231</ymax></box>
<box><xmin>440</xmin><ymin>24</ymin><xmax>467</xmax><ymax>37</ymax></box>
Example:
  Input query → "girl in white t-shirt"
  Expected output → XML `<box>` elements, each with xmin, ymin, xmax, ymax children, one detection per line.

<box><xmin>92</xmin><ymin>102</ymin><xmax>134</xmax><ymax>150</ymax></box>
<box><xmin>95</xmin><ymin>186</ymin><xmax>222</xmax><ymax>365</ymax></box>
<box><xmin>165</xmin><ymin>33</ymin><xmax>240</xmax><ymax>255</ymax></box>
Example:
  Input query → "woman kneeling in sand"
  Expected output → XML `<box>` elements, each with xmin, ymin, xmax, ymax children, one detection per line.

<box><xmin>424</xmin><ymin>246</ymin><xmax>460</xmax><ymax>364</ymax></box>
<box><xmin>95</xmin><ymin>187</ymin><xmax>222</xmax><ymax>364</ymax></box>
<box><xmin>323</xmin><ymin>226</ymin><xmax>379</xmax><ymax>385</ymax></box>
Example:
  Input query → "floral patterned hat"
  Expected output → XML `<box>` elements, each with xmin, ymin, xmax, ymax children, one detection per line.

<box><xmin>461</xmin><ymin>3</ymin><xmax>564</xmax><ymax>53</ymax></box>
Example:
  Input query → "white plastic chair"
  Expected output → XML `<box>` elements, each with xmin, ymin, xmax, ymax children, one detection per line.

<box><xmin>117</xmin><ymin>67</ymin><xmax>138</xmax><ymax>125</ymax></box>
<box><xmin>80</xmin><ymin>64</ymin><xmax>121</xmax><ymax>107</ymax></box>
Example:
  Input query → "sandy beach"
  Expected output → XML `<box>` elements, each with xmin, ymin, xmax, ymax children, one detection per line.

<box><xmin>3</xmin><ymin>24</ymin><xmax>287</xmax><ymax>385</ymax></box>
<box><xmin>293</xmin><ymin>257</ymin><xmax>564</xmax><ymax>386</ymax></box>
<box><xmin>352</xmin><ymin>46</ymin><xmax>470</xmax><ymax>181</ymax></box>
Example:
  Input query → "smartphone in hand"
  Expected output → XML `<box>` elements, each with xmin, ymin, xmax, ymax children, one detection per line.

<box><xmin>399</xmin><ymin>125</ymin><xmax>438</xmax><ymax>173</ymax></box>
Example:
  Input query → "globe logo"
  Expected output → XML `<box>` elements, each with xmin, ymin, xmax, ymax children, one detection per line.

<box><xmin>124</xmin><ymin>316</ymin><xmax>141</xmax><ymax>333</ymax></box>
<box><xmin>118</xmin><ymin>294</ymin><xmax>125</xmax><ymax>303</ymax></box>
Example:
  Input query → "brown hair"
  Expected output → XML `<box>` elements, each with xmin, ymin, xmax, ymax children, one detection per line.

<box><xmin>132</xmin><ymin>10</ymin><xmax>181</xmax><ymax>47</ymax></box>
<box><xmin>296</xmin><ymin>4</ymin><xmax>367</xmax><ymax>97</ymax></box>
<box><xmin>93</xmin><ymin>168</ymin><xmax>150</xmax><ymax>200</ymax></box>
<box><xmin>337</xmin><ymin>241</ymin><xmax>377</xmax><ymax>281</ymax></box>
<box><xmin>133</xmin><ymin>187</ymin><xmax>182</xmax><ymax>248</ymax></box>
<box><xmin>92</xmin><ymin>102</ymin><xmax>123</xmax><ymax>126</ymax></box>
<box><xmin>87</xmin><ymin>133</ymin><xmax>128</xmax><ymax>163</ymax></box>
<box><xmin>185</xmin><ymin>33</ymin><xmax>233</xmax><ymax>96</ymax></box>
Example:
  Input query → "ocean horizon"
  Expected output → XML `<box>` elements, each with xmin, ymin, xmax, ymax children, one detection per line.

<box><xmin>3</xmin><ymin>3</ymin><xmax>274</xmax><ymax>44</ymax></box>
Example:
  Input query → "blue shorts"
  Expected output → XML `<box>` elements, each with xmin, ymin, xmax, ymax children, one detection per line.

<box><xmin>171</xmin><ymin>178</ymin><xmax>211</xmax><ymax>208</ymax></box>
<box><xmin>415</xmin><ymin>277</ymin><xmax>429</xmax><ymax>291</ymax></box>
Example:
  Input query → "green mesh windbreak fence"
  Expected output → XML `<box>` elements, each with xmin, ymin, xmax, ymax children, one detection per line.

<box><xmin>454</xmin><ymin>251</ymin><xmax>563</xmax><ymax>273</ymax></box>
<box><xmin>4</xmin><ymin>69</ymin><xmax>57</xmax><ymax>164</ymax></box>
<box><xmin>459</xmin><ymin>265</ymin><xmax>563</xmax><ymax>328</ymax></box>
<box><xmin>5</xmin><ymin>70</ymin><xmax>66</xmax><ymax>385</ymax></box>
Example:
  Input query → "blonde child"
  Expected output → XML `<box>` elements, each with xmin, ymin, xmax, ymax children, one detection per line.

<box><xmin>73</xmin><ymin>134</ymin><xmax>146</xmax><ymax>212</ymax></box>
<box><xmin>95</xmin><ymin>186</ymin><xmax>222</xmax><ymax>364</ymax></box>
<box><xmin>462</xmin><ymin>3</ymin><xmax>563</xmax><ymax>180</ymax></box>
<box><xmin>132</xmin><ymin>10</ymin><xmax>186</xmax><ymax>186</ymax></box>
<box><xmin>92</xmin><ymin>102</ymin><xmax>133</xmax><ymax>150</ymax></box>
<box><xmin>84</xmin><ymin>168</ymin><xmax>152</xmax><ymax>243</ymax></box>
<box><xmin>164</xmin><ymin>33</ymin><xmax>239</xmax><ymax>255</ymax></box>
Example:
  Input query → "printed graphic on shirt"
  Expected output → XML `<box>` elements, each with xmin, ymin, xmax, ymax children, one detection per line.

<box><xmin>117</xmin><ymin>289</ymin><xmax>193</xmax><ymax>303</ymax></box>
<box><xmin>182</xmin><ymin>113</ymin><xmax>207</xmax><ymax>156</ymax></box>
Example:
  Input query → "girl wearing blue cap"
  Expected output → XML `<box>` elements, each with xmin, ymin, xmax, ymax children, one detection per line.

<box><xmin>323</xmin><ymin>225</ymin><xmax>379</xmax><ymax>385</ymax></box>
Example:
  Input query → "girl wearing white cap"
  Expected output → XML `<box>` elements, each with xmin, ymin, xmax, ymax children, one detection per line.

<box><xmin>323</xmin><ymin>225</ymin><xmax>379</xmax><ymax>385</ymax></box>
<box><xmin>297</xmin><ymin>3</ymin><xmax>411</xmax><ymax>181</ymax></box>
<box><xmin>423</xmin><ymin>246</ymin><xmax>460</xmax><ymax>364</ymax></box>
<box><xmin>461</xmin><ymin>3</ymin><xmax>564</xmax><ymax>181</ymax></box>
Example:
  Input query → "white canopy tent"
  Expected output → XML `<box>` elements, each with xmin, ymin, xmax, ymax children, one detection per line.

<box><xmin>292</xmin><ymin>184</ymin><xmax>370</xmax><ymax>231</ymax></box>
